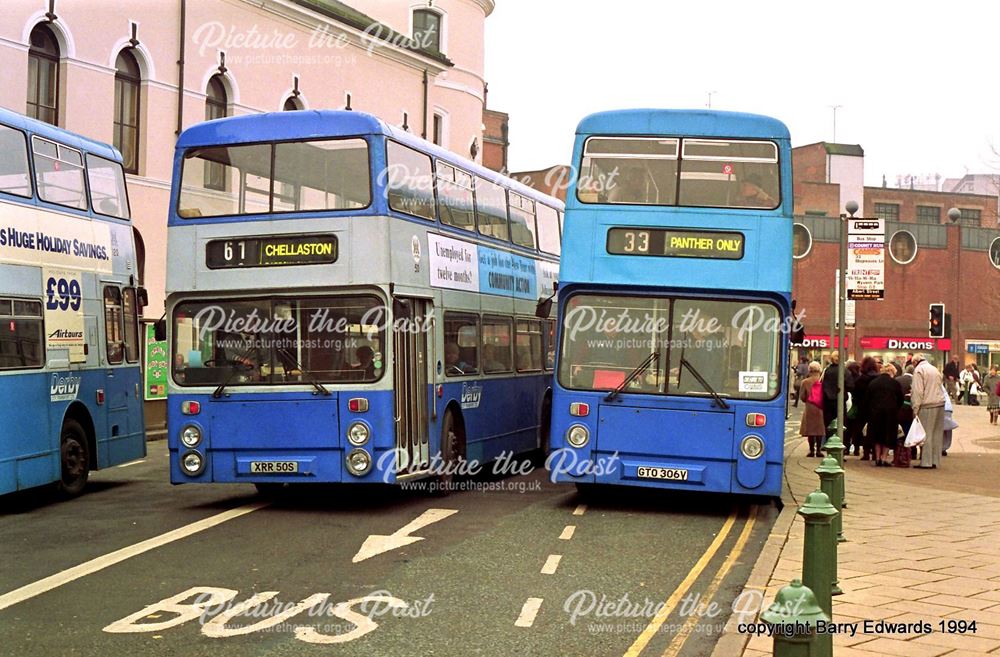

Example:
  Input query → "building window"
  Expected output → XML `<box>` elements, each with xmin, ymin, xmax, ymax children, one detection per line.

<box><xmin>26</xmin><ymin>24</ymin><xmax>60</xmax><ymax>125</ymax></box>
<box><xmin>113</xmin><ymin>50</ymin><xmax>141</xmax><ymax>174</ymax></box>
<box><xmin>915</xmin><ymin>205</ymin><xmax>940</xmax><ymax>224</ymax></box>
<box><xmin>412</xmin><ymin>9</ymin><xmax>442</xmax><ymax>53</ymax></box>
<box><xmin>792</xmin><ymin>223</ymin><xmax>812</xmax><ymax>259</ymax></box>
<box><xmin>873</xmin><ymin>203</ymin><xmax>899</xmax><ymax>222</ymax></box>
<box><xmin>206</xmin><ymin>75</ymin><xmax>228</xmax><ymax>121</ymax></box>
<box><xmin>888</xmin><ymin>230</ymin><xmax>917</xmax><ymax>265</ymax></box>
<box><xmin>204</xmin><ymin>75</ymin><xmax>229</xmax><ymax>190</ymax></box>
<box><xmin>283</xmin><ymin>96</ymin><xmax>302</xmax><ymax>111</ymax></box>
<box><xmin>432</xmin><ymin>113</ymin><xmax>444</xmax><ymax>146</ymax></box>
<box><xmin>959</xmin><ymin>208</ymin><xmax>981</xmax><ymax>227</ymax></box>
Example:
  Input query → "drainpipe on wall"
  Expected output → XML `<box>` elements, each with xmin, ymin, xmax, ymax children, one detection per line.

<box><xmin>421</xmin><ymin>69</ymin><xmax>428</xmax><ymax>139</ymax></box>
<box><xmin>175</xmin><ymin>0</ymin><xmax>186</xmax><ymax>135</ymax></box>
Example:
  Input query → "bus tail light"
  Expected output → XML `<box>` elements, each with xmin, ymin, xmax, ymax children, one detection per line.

<box><xmin>569</xmin><ymin>402</ymin><xmax>590</xmax><ymax>417</ymax></box>
<box><xmin>96</xmin><ymin>389</ymin><xmax>105</xmax><ymax>405</ymax></box>
<box><xmin>182</xmin><ymin>401</ymin><xmax>201</xmax><ymax>415</ymax></box>
<box><xmin>348</xmin><ymin>398</ymin><xmax>369</xmax><ymax>413</ymax></box>
<box><xmin>746</xmin><ymin>413</ymin><xmax>766</xmax><ymax>427</ymax></box>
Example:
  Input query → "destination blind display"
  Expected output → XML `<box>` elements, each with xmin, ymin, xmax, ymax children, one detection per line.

<box><xmin>206</xmin><ymin>234</ymin><xmax>338</xmax><ymax>269</ymax></box>
<box><xmin>607</xmin><ymin>228</ymin><xmax>745</xmax><ymax>260</ymax></box>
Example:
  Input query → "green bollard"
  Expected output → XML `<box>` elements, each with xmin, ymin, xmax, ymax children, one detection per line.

<box><xmin>822</xmin><ymin>431</ymin><xmax>846</xmax><ymax>509</ymax></box>
<box><xmin>760</xmin><ymin>579</ymin><xmax>830</xmax><ymax>657</ymax></box>
<box><xmin>798</xmin><ymin>490</ymin><xmax>837</xmax><ymax>657</ymax></box>
<box><xmin>815</xmin><ymin>457</ymin><xmax>844</xmax><ymax>596</ymax></box>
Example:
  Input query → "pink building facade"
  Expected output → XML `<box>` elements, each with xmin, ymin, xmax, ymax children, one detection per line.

<box><xmin>1</xmin><ymin>0</ymin><xmax>495</xmax><ymax>317</ymax></box>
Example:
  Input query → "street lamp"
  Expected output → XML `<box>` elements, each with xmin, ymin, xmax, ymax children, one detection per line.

<box><xmin>948</xmin><ymin>207</ymin><xmax>961</xmax><ymax>366</ymax></box>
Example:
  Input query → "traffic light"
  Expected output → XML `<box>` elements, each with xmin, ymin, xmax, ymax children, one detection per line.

<box><xmin>929</xmin><ymin>303</ymin><xmax>945</xmax><ymax>338</ymax></box>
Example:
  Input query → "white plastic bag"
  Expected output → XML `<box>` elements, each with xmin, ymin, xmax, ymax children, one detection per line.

<box><xmin>904</xmin><ymin>416</ymin><xmax>926</xmax><ymax>448</ymax></box>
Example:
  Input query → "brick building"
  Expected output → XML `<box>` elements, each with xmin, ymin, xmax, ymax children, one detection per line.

<box><xmin>482</xmin><ymin>107</ymin><xmax>508</xmax><ymax>172</ymax></box>
<box><xmin>791</xmin><ymin>142</ymin><xmax>1000</xmax><ymax>370</ymax></box>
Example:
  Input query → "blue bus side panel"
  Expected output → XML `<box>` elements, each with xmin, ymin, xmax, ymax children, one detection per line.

<box><xmin>100</xmin><ymin>366</ymin><xmax>147</xmax><ymax>467</ymax></box>
<box><xmin>447</xmin><ymin>374</ymin><xmax>545</xmax><ymax>464</ymax></box>
<box><xmin>0</xmin><ymin>373</ymin><xmax>54</xmax><ymax>492</ymax></box>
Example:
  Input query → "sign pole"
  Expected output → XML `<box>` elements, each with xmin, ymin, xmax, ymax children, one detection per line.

<box><xmin>837</xmin><ymin>202</ymin><xmax>857</xmax><ymax>448</ymax></box>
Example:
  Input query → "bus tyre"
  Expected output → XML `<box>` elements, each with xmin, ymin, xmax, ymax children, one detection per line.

<box><xmin>433</xmin><ymin>411</ymin><xmax>462</xmax><ymax>497</ymax></box>
<box><xmin>58</xmin><ymin>419</ymin><xmax>89</xmax><ymax>497</ymax></box>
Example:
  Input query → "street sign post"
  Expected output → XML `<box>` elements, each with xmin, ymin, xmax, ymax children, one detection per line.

<box><xmin>846</xmin><ymin>218</ymin><xmax>884</xmax><ymax>301</ymax></box>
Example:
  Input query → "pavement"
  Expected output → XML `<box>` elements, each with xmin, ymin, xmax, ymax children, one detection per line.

<box><xmin>715</xmin><ymin>402</ymin><xmax>1000</xmax><ymax>657</ymax></box>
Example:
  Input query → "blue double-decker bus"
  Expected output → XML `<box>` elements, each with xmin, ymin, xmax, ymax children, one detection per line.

<box><xmin>548</xmin><ymin>109</ymin><xmax>793</xmax><ymax>498</ymax></box>
<box><xmin>164</xmin><ymin>110</ymin><xmax>561</xmax><ymax>491</ymax></box>
<box><xmin>0</xmin><ymin>108</ymin><xmax>146</xmax><ymax>497</ymax></box>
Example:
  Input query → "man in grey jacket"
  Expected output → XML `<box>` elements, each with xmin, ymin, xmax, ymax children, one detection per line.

<box><xmin>910</xmin><ymin>354</ymin><xmax>945</xmax><ymax>468</ymax></box>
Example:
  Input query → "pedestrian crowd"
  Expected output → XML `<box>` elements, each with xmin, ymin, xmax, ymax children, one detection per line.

<box><xmin>794</xmin><ymin>352</ymin><xmax>999</xmax><ymax>469</ymax></box>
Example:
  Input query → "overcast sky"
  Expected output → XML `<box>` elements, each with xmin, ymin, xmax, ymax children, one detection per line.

<box><xmin>484</xmin><ymin>1</ymin><xmax>999</xmax><ymax>188</ymax></box>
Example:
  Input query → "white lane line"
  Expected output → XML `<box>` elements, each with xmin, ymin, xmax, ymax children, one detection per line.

<box><xmin>116</xmin><ymin>459</ymin><xmax>146</xmax><ymax>468</ymax></box>
<box><xmin>0</xmin><ymin>502</ymin><xmax>268</xmax><ymax>612</ymax></box>
<box><xmin>540</xmin><ymin>554</ymin><xmax>562</xmax><ymax>575</ymax></box>
<box><xmin>515</xmin><ymin>597</ymin><xmax>543</xmax><ymax>627</ymax></box>
<box><xmin>572</xmin><ymin>504</ymin><xmax>587</xmax><ymax>516</ymax></box>
<box><xmin>559</xmin><ymin>525</ymin><xmax>576</xmax><ymax>540</ymax></box>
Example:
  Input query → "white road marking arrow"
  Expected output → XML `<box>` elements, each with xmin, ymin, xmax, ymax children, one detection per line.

<box><xmin>352</xmin><ymin>508</ymin><xmax>458</xmax><ymax>563</ymax></box>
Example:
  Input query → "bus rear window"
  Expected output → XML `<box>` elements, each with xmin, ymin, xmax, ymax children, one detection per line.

<box><xmin>577</xmin><ymin>136</ymin><xmax>780</xmax><ymax>210</ymax></box>
<box><xmin>0</xmin><ymin>124</ymin><xmax>31</xmax><ymax>198</ymax></box>
<box><xmin>578</xmin><ymin>137</ymin><xmax>678</xmax><ymax>206</ymax></box>
<box><xmin>385</xmin><ymin>141</ymin><xmax>435</xmax><ymax>220</ymax></box>
<box><xmin>87</xmin><ymin>154</ymin><xmax>130</xmax><ymax>219</ymax></box>
<box><xmin>33</xmin><ymin>137</ymin><xmax>88</xmax><ymax>210</ymax></box>
<box><xmin>178</xmin><ymin>138</ymin><xmax>370</xmax><ymax>218</ymax></box>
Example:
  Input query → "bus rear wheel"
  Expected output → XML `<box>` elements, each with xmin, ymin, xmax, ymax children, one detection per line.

<box><xmin>433</xmin><ymin>410</ymin><xmax>463</xmax><ymax>496</ymax></box>
<box><xmin>58</xmin><ymin>419</ymin><xmax>89</xmax><ymax>497</ymax></box>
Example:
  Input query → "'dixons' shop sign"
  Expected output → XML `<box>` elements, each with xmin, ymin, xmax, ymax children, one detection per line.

<box><xmin>859</xmin><ymin>337</ymin><xmax>952</xmax><ymax>351</ymax></box>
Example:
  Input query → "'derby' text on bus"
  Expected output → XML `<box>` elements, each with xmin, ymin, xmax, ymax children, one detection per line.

<box><xmin>165</xmin><ymin>110</ymin><xmax>561</xmax><ymax>490</ymax></box>
<box><xmin>0</xmin><ymin>108</ymin><xmax>146</xmax><ymax>497</ymax></box>
<box><xmin>548</xmin><ymin>109</ymin><xmax>795</xmax><ymax>497</ymax></box>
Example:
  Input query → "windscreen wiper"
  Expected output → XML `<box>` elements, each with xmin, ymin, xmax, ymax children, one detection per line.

<box><xmin>604</xmin><ymin>352</ymin><xmax>659</xmax><ymax>402</ymax></box>
<box><xmin>211</xmin><ymin>345</ymin><xmax>259</xmax><ymax>399</ymax></box>
<box><xmin>277</xmin><ymin>347</ymin><xmax>331</xmax><ymax>397</ymax></box>
<box><xmin>678</xmin><ymin>357</ymin><xmax>730</xmax><ymax>409</ymax></box>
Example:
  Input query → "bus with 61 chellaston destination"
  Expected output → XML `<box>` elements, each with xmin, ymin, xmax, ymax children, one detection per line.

<box><xmin>163</xmin><ymin>110</ymin><xmax>561</xmax><ymax>491</ymax></box>
<box><xmin>0</xmin><ymin>107</ymin><xmax>146</xmax><ymax>497</ymax></box>
<box><xmin>546</xmin><ymin>109</ymin><xmax>796</xmax><ymax>498</ymax></box>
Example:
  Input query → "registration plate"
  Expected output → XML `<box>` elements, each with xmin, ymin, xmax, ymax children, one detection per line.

<box><xmin>636</xmin><ymin>466</ymin><xmax>689</xmax><ymax>481</ymax></box>
<box><xmin>250</xmin><ymin>461</ymin><xmax>298</xmax><ymax>474</ymax></box>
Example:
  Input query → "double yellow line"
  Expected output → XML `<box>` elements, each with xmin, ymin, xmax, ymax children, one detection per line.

<box><xmin>623</xmin><ymin>507</ymin><xmax>758</xmax><ymax>657</ymax></box>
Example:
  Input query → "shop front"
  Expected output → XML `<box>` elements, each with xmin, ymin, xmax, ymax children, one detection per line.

<box><xmin>966</xmin><ymin>340</ymin><xmax>1000</xmax><ymax>369</ymax></box>
<box><xmin>859</xmin><ymin>336</ymin><xmax>952</xmax><ymax>370</ymax></box>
